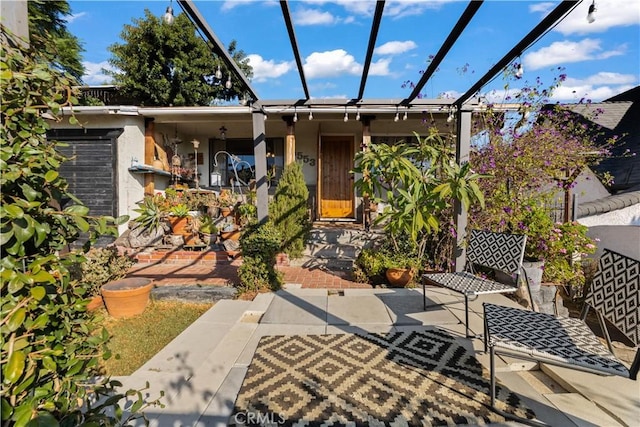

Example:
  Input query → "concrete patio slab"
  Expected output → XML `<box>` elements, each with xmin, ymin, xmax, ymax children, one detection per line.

<box><xmin>260</xmin><ymin>293</ymin><xmax>327</xmax><ymax>325</ymax></box>
<box><xmin>196</xmin><ymin>366</ymin><xmax>247</xmax><ymax>427</ymax></box>
<box><xmin>380</xmin><ymin>293</ymin><xmax>457</xmax><ymax>325</ymax></box>
<box><xmin>326</xmin><ymin>294</ymin><xmax>392</xmax><ymax>324</ymax></box>
<box><xmin>544</xmin><ymin>393</ymin><xmax>624</xmax><ymax>427</ymax></box>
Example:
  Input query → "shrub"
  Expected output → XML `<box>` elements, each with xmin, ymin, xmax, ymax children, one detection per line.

<box><xmin>1</xmin><ymin>30</ymin><xmax>160</xmax><ymax>426</ymax></box>
<box><xmin>237</xmin><ymin>222</ymin><xmax>283</xmax><ymax>293</ymax></box>
<box><xmin>69</xmin><ymin>247</ymin><xmax>137</xmax><ymax>297</ymax></box>
<box><xmin>269</xmin><ymin>162</ymin><xmax>311</xmax><ymax>258</ymax></box>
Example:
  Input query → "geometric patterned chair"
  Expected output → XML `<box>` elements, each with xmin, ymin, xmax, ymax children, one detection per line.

<box><xmin>483</xmin><ymin>249</ymin><xmax>640</xmax><ymax>423</ymax></box>
<box><xmin>422</xmin><ymin>229</ymin><xmax>528</xmax><ymax>337</ymax></box>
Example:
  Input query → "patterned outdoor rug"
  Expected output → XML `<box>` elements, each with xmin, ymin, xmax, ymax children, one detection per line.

<box><xmin>230</xmin><ymin>329</ymin><xmax>535</xmax><ymax>426</ymax></box>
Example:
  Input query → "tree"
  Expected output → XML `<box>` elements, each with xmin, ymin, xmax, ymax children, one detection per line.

<box><xmin>27</xmin><ymin>0</ymin><xmax>85</xmax><ymax>82</ymax></box>
<box><xmin>107</xmin><ymin>10</ymin><xmax>252</xmax><ymax>106</ymax></box>
<box><xmin>1</xmin><ymin>30</ymin><xmax>160</xmax><ymax>426</ymax></box>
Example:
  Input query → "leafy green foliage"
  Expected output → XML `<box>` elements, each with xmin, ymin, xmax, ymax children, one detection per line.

<box><xmin>27</xmin><ymin>0</ymin><xmax>85</xmax><ymax>82</ymax></box>
<box><xmin>353</xmin><ymin>129</ymin><xmax>486</xmax><ymax>266</ymax></box>
<box><xmin>237</xmin><ymin>222</ymin><xmax>283</xmax><ymax>293</ymax></box>
<box><xmin>1</xmin><ymin>30</ymin><xmax>160</xmax><ymax>426</ymax></box>
<box><xmin>268</xmin><ymin>162</ymin><xmax>311</xmax><ymax>259</ymax></box>
<box><xmin>69</xmin><ymin>247</ymin><xmax>137</xmax><ymax>297</ymax></box>
<box><xmin>107</xmin><ymin>10</ymin><xmax>252</xmax><ymax>106</ymax></box>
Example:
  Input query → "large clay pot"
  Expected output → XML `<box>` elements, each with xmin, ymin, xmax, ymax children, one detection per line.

<box><xmin>385</xmin><ymin>267</ymin><xmax>414</xmax><ymax>288</ymax></box>
<box><xmin>169</xmin><ymin>216</ymin><xmax>189</xmax><ymax>235</ymax></box>
<box><xmin>101</xmin><ymin>278</ymin><xmax>153</xmax><ymax>319</ymax></box>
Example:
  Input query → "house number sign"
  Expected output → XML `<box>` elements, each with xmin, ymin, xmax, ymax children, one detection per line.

<box><xmin>296</xmin><ymin>151</ymin><xmax>316</xmax><ymax>166</ymax></box>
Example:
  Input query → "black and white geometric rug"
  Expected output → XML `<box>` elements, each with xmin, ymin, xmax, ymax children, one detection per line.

<box><xmin>230</xmin><ymin>329</ymin><xmax>535</xmax><ymax>426</ymax></box>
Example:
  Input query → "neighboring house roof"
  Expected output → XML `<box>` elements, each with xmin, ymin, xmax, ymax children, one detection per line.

<box><xmin>576</xmin><ymin>190</ymin><xmax>640</xmax><ymax>219</ymax></box>
<box><xmin>552</xmin><ymin>86</ymin><xmax>640</xmax><ymax>193</ymax></box>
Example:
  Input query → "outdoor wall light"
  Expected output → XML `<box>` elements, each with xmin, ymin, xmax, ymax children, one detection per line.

<box><xmin>219</xmin><ymin>126</ymin><xmax>227</xmax><ymax>140</ymax></box>
<box><xmin>163</xmin><ymin>1</ymin><xmax>175</xmax><ymax>25</ymax></box>
<box><xmin>587</xmin><ymin>1</ymin><xmax>596</xmax><ymax>23</ymax></box>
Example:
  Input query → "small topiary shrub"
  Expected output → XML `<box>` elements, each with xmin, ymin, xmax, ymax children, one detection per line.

<box><xmin>268</xmin><ymin>162</ymin><xmax>311</xmax><ymax>259</ymax></box>
<box><xmin>237</xmin><ymin>221</ymin><xmax>284</xmax><ymax>294</ymax></box>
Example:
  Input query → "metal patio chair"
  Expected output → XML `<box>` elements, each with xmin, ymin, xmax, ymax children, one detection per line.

<box><xmin>484</xmin><ymin>248</ymin><xmax>640</xmax><ymax>426</ymax></box>
<box><xmin>422</xmin><ymin>229</ymin><xmax>529</xmax><ymax>338</ymax></box>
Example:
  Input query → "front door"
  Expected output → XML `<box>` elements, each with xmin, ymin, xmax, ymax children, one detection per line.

<box><xmin>319</xmin><ymin>135</ymin><xmax>354</xmax><ymax>219</ymax></box>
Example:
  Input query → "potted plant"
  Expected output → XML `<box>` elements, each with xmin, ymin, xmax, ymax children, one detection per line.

<box><xmin>220</xmin><ymin>221</ymin><xmax>241</xmax><ymax>241</ymax></box>
<box><xmin>384</xmin><ymin>252</ymin><xmax>419</xmax><ymax>288</ymax></box>
<box><xmin>198</xmin><ymin>214</ymin><xmax>218</xmax><ymax>245</ymax></box>
<box><xmin>235</xmin><ymin>202</ymin><xmax>257</xmax><ymax>228</ymax></box>
<box><xmin>218</xmin><ymin>189</ymin><xmax>238</xmax><ymax>217</ymax></box>
<box><xmin>128</xmin><ymin>195</ymin><xmax>167</xmax><ymax>248</ymax></box>
<box><xmin>168</xmin><ymin>203</ymin><xmax>190</xmax><ymax>235</ymax></box>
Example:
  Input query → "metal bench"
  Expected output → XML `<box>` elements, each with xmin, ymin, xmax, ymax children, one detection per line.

<box><xmin>484</xmin><ymin>248</ymin><xmax>640</xmax><ymax>425</ymax></box>
<box><xmin>422</xmin><ymin>229</ymin><xmax>528</xmax><ymax>337</ymax></box>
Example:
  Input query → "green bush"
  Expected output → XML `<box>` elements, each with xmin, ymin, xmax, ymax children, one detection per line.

<box><xmin>1</xmin><ymin>30</ymin><xmax>160</xmax><ymax>426</ymax></box>
<box><xmin>268</xmin><ymin>162</ymin><xmax>311</xmax><ymax>258</ymax></box>
<box><xmin>69</xmin><ymin>247</ymin><xmax>137</xmax><ymax>297</ymax></box>
<box><xmin>237</xmin><ymin>222</ymin><xmax>283</xmax><ymax>293</ymax></box>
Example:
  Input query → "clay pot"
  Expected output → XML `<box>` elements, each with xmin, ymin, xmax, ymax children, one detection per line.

<box><xmin>169</xmin><ymin>216</ymin><xmax>189</xmax><ymax>235</ymax></box>
<box><xmin>101</xmin><ymin>278</ymin><xmax>153</xmax><ymax>319</ymax></box>
<box><xmin>87</xmin><ymin>295</ymin><xmax>104</xmax><ymax>311</ymax></box>
<box><xmin>220</xmin><ymin>229</ymin><xmax>241</xmax><ymax>241</ymax></box>
<box><xmin>385</xmin><ymin>267</ymin><xmax>414</xmax><ymax>288</ymax></box>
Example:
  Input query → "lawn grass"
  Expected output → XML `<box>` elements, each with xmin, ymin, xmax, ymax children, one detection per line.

<box><xmin>101</xmin><ymin>300</ymin><xmax>213</xmax><ymax>376</ymax></box>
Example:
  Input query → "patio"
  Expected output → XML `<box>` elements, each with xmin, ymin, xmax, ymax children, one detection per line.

<box><xmin>113</xmin><ymin>284</ymin><xmax>638</xmax><ymax>426</ymax></box>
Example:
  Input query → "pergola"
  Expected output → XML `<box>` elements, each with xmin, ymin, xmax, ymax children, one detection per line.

<box><xmin>175</xmin><ymin>0</ymin><xmax>583</xmax><ymax>270</ymax></box>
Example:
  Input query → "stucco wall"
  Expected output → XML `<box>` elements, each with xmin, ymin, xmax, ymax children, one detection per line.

<box><xmin>572</xmin><ymin>168</ymin><xmax>610</xmax><ymax>204</ymax></box>
<box><xmin>586</xmin><ymin>225</ymin><xmax>640</xmax><ymax>260</ymax></box>
<box><xmin>52</xmin><ymin>115</ymin><xmax>146</xmax><ymax>235</ymax></box>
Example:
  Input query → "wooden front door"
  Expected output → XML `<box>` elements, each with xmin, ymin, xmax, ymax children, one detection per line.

<box><xmin>319</xmin><ymin>136</ymin><xmax>354</xmax><ymax>219</ymax></box>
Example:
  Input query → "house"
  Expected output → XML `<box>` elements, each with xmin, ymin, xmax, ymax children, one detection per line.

<box><xmin>48</xmin><ymin>101</ymin><xmax>460</xmax><ymax>234</ymax></box>
<box><xmin>562</xmin><ymin>86</ymin><xmax>640</xmax><ymax>259</ymax></box>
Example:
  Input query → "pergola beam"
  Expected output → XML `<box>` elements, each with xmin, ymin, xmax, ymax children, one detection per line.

<box><xmin>280</xmin><ymin>0</ymin><xmax>310</xmax><ymax>100</ymax></box>
<box><xmin>357</xmin><ymin>1</ymin><xmax>385</xmax><ymax>101</ymax></box>
<box><xmin>178</xmin><ymin>0</ymin><xmax>260</xmax><ymax>102</ymax></box>
<box><xmin>454</xmin><ymin>0</ymin><xmax>581</xmax><ymax>108</ymax></box>
<box><xmin>401</xmin><ymin>0</ymin><xmax>483</xmax><ymax>106</ymax></box>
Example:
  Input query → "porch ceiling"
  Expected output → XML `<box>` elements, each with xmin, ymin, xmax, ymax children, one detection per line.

<box><xmin>176</xmin><ymin>0</ymin><xmax>583</xmax><ymax>113</ymax></box>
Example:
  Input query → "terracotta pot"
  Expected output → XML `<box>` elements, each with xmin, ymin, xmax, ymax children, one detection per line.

<box><xmin>101</xmin><ymin>278</ymin><xmax>153</xmax><ymax>319</ymax></box>
<box><xmin>169</xmin><ymin>216</ymin><xmax>189</xmax><ymax>235</ymax></box>
<box><xmin>152</xmin><ymin>159</ymin><xmax>164</xmax><ymax>170</ymax></box>
<box><xmin>385</xmin><ymin>267</ymin><xmax>414</xmax><ymax>288</ymax></box>
<box><xmin>220</xmin><ymin>229</ymin><xmax>241</xmax><ymax>241</ymax></box>
<box><xmin>87</xmin><ymin>295</ymin><xmax>104</xmax><ymax>311</ymax></box>
<box><xmin>220</xmin><ymin>207</ymin><xmax>233</xmax><ymax>217</ymax></box>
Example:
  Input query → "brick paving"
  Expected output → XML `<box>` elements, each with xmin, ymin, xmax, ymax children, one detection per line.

<box><xmin>125</xmin><ymin>249</ymin><xmax>371</xmax><ymax>289</ymax></box>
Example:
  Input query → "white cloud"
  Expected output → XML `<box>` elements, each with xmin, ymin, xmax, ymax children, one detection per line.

<box><xmin>565</xmin><ymin>72</ymin><xmax>637</xmax><ymax>86</ymax></box>
<box><xmin>528</xmin><ymin>2</ymin><xmax>554</xmax><ymax>14</ymax></box>
<box><xmin>293</xmin><ymin>8</ymin><xmax>337</xmax><ymax>26</ymax></box>
<box><xmin>374</xmin><ymin>41</ymin><xmax>417</xmax><ymax>56</ymax></box>
<box><xmin>304</xmin><ymin>50</ymin><xmax>362</xmax><ymax>79</ymax></box>
<box><xmin>551</xmin><ymin>84</ymin><xmax>635</xmax><ymax>102</ymax></box>
<box><xmin>246</xmin><ymin>54</ymin><xmax>294</xmax><ymax>82</ymax></box>
<box><xmin>368</xmin><ymin>58</ymin><xmax>392</xmax><ymax>76</ymax></box>
<box><xmin>550</xmin><ymin>72</ymin><xmax>638</xmax><ymax>101</ymax></box>
<box><xmin>220</xmin><ymin>0</ymin><xmax>276</xmax><ymax>12</ymax></box>
<box><xmin>67</xmin><ymin>12</ymin><xmax>86</xmax><ymax>24</ymax></box>
<box><xmin>82</xmin><ymin>61</ymin><xmax>114</xmax><ymax>85</ymax></box>
<box><xmin>554</xmin><ymin>0</ymin><xmax>640</xmax><ymax>35</ymax></box>
<box><xmin>523</xmin><ymin>39</ymin><xmax>626</xmax><ymax>70</ymax></box>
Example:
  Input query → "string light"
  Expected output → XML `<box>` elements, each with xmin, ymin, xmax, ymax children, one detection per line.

<box><xmin>403</xmin><ymin>109</ymin><xmax>408</xmax><ymax>121</ymax></box>
<box><xmin>344</xmin><ymin>107</ymin><xmax>348</xmax><ymax>122</ymax></box>
<box><xmin>163</xmin><ymin>0</ymin><xmax>174</xmax><ymax>24</ymax></box>
<box><xmin>355</xmin><ymin>107</ymin><xmax>360</xmax><ymax>121</ymax></box>
<box><xmin>308</xmin><ymin>110</ymin><xmax>313</xmax><ymax>120</ymax></box>
<box><xmin>587</xmin><ymin>1</ymin><xmax>596</xmax><ymax>23</ymax></box>
<box><xmin>293</xmin><ymin>107</ymin><xmax>298</xmax><ymax>123</ymax></box>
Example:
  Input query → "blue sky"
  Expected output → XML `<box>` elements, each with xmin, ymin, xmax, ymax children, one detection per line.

<box><xmin>68</xmin><ymin>0</ymin><xmax>639</xmax><ymax>103</ymax></box>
